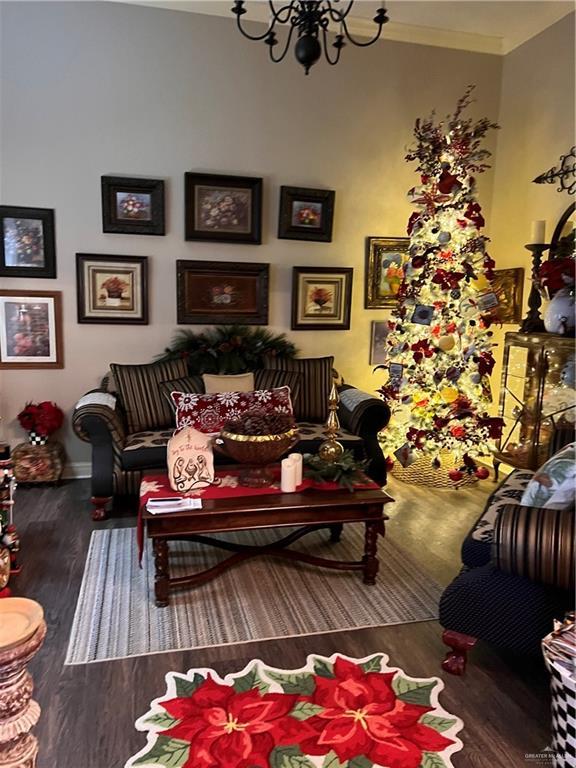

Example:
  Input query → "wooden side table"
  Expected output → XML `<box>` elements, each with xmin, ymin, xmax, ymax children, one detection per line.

<box><xmin>12</xmin><ymin>442</ymin><xmax>65</xmax><ymax>484</ymax></box>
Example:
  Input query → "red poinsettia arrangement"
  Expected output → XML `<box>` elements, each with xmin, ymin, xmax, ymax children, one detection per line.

<box><xmin>17</xmin><ymin>401</ymin><xmax>64</xmax><ymax>436</ymax></box>
<box><xmin>538</xmin><ymin>256</ymin><xmax>576</xmax><ymax>297</ymax></box>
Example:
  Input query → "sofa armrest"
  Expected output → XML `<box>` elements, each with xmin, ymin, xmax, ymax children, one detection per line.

<box><xmin>493</xmin><ymin>503</ymin><xmax>575</xmax><ymax>591</ymax></box>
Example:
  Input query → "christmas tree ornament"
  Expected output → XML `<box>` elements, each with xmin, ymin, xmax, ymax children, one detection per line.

<box><xmin>378</xmin><ymin>87</ymin><xmax>504</xmax><ymax>482</ymax></box>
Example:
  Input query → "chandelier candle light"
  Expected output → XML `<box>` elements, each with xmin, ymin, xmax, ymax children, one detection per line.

<box><xmin>231</xmin><ymin>0</ymin><xmax>389</xmax><ymax>75</ymax></box>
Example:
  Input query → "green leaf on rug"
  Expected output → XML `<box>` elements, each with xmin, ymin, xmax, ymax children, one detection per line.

<box><xmin>290</xmin><ymin>701</ymin><xmax>325</xmax><ymax>720</ymax></box>
<box><xmin>348</xmin><ymin>756</ymin><xmax>374</xmax><ymax>768</ymax></box>
<box><xmin>233</xmin><ymin>667</ymin><xmax>270</xmax><ymax>694</ymax></box>
<box><xmin>420</xmin><ymin>715</ymin><xmax>458</xmax><ymax>733</ymax></box>
<box><xmin>360</xmin><ymin>655</ymin><xmax>384</xmax><ymax>673</ymax></box>
<box><xmin>420</xmin><ymin>752</ymin><xmax>449</xmax><ymax>768</ymax></box>
<box><xmin>322</xmin><ymin>750</ymin><xmax>347</xmax><ymax>767</ymax></box>
<box><xmin>142</xmin><ymin>711</ymin><xmax>179</xmax><ymax>730</ymax></box>
<box><xmin>174</xmin><ymin>673</ymin><xmax>204</xmax><ymax>698</ymax></box>
<box><xmin>132</xmin><ymin>736</ymin><xmax>190</xmax><ymax>767</ymax></box>
<box><xmin>392</xmin><ymin>676</ymin><xmax>436</xmax><ymax>706</ymax></box>
<box><xmin>313</xmin><ymin>658</ymin><xmax>336</xmax><ymax>678</ymax></box>
<box><xmin>265</xmin><ymin>670</ymin><xmax>316</xmax><ymax>695</ymax></box>
<box><xmin>270</xmin><ymin>746</ymin><xmax>315</xmax><ymax>768</ymax></box>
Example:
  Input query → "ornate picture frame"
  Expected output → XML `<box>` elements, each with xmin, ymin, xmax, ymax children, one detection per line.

<box><xmin>278</xmin><ymin>186</ymin><xmax>335</xmax><ymax>242</ymax></box>
<box><xmin>177</xmin><ymin>260</ymin><xmax>269</xmax><ymax>325</ymax></box>
<box><xmin>76</xmin><ymin>253</ymin><xmax>149</xmax><ymax>324</ymax></box>
<box><xmin>0</xmin><ymin>206</ymin><xmax>56</xmax><ymax>278</ymax></box>
<box><xmin>0</xmin><ymin>290</ymin><xmax>63</xmax><ymax>369</ymax></box>
<box><xmin>101</xmin><ymin>176</ymin><xmax>165</xmax><ymax>235</ymax></box>
<box><xmin>365</xmin><ymin>236</ymin><xmax>410</xmax><ymax>308</ymax></box>
<box><xmin>491</xmin><ymin>268</ymin><xmax>525</xmax><ymax>324</ymax></box>
<box><xmin>184</xmin><ymin>173</ymin><xmax>262</xmax><ymax>244</ymax></box>
<box><xmin>291</xmin><ymin>266</ymin><xmax>353</xmax><ymax>331</ymax></box>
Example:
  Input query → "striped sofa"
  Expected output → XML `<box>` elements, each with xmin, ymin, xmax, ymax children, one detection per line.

<box><xmin>439</xmin><ymin>464</ymin><xmax>575</xmax><ymax>675</ymax></box>
<box><xmin>73</xmin><ymin>356</ymin><xmax>391</xmax><ymax>520</ymax></box>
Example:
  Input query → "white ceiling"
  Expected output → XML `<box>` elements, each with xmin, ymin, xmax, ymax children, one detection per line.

<box><xmin>111</xmin><ymin>0</ymin><xmax>575</xmax><ymax>54</ymax></box>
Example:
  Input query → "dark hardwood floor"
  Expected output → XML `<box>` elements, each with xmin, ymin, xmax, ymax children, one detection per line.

<box><xmin>10</xmin><ymin>475</ymin><xmax>551</xmax><ymax>768</ymax></box>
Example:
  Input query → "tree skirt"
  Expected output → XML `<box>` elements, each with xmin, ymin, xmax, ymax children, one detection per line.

<box><xmin>125</xmin><ymin>653</ymin><xmax>463</xmax><ymax>768</ymax></box>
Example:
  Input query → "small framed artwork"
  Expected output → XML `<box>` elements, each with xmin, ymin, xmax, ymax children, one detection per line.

<box><xmin>177</xmin><ymin>260</ymin><xmax>269</xmax><ymax>325</ymax></box>
<box><xmin>370</xmin><ymin>321</ymin><xmax>390</xmax><ymax>365</ymax></box>
<box><xmin>0</xmin><ymin>206</ymin><xmax>56</xmax><ymax>278</ymax></box>
<box><xmin>184</xmin><ymin>173</ymin><xmax>262</xmax><ymax>244</ymax></box>
<box><xmin>411</xmin><ymin>304</ymin><xmax>435</xmax><ymax>325</ymax></box>
<box><xmin>291</xmin><ymin>267</ymin><xmax>353</xmax><ymax>331</ymax></box>
<box><xmin>101</xmin><ymin>176</ymin><xmax>165</xmax><ymax>235</ymax></box>
<box><xmin>76</xmin><ymin>254</ymin><xmax>149</xmax><ymax>324</ymax></box>
<box><xmin>491</xmin><ymin>268</ymin><xmax>524</xmax><ymax>323</ymax></box>
<box><xmin>365</xmin><ymin>236</ymin><xmax>410</xmax><ymax>308</ymax></box>
<box><xmin>0</xmin><ymin>290</ymin><xmax>63</xmax><ymax>369</ymax></box>
<box><xmin>278</xmin><ymin>186</ymin><xmax>335</xmax><ymax>242</ymax></box>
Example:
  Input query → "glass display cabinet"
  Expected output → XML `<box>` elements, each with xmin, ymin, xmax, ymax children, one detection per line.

<box><xmin>493</xmin><ymin>331</ymin><xmax>575</xmax><ymax>479</ymax></box>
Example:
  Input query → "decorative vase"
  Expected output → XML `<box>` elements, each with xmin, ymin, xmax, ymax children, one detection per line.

<box><xmin>543</xmin><ymin>287</ymin><xmax>575</xmax><ymax>336</ymax></box>
<box><xmin>27</xmin><ymin>432</ymin><xmax>47</xmax><ymax>447</ymax></box>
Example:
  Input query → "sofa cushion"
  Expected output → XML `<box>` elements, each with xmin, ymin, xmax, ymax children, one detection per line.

<box><xmin>254</xmin><ymin>369</ymin><xmax>302</xmax><ymax>412</ymax></box>
<box><xmin>159</xmin><ymin>375</ymin><xmax>205</xmax><ymax>411</ymax></box>
<box><xmin>122</xmin><ymin>429</ymin><xmax>175</xmax><ymax>470</ymax></box>
<box><xmin>520</xmin><ymin>442</ymin><xmax>576</xmax><ymax>509</ymax></box>
<box><xmin>263</xmin><ymin>356</ymin><xmax>333</xmax><ymax>422</ymax></box>
<box><xmin>111</xmin><ymin>359</ymin><xmax>188</xmax><ymax>433</ymax></box>
<box><xmin>203</xmin><ymin>372</ymin><xmax>255</xmax><ymax>394</ymax></box>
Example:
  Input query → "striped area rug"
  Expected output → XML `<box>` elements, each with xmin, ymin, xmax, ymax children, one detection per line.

<box><xmin>65</xmin><ymin>526</ymin><xmax>442</xmax><ymax>665</ymax></box>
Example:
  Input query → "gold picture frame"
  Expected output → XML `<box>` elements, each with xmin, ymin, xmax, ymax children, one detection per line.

<box><xmin>491</xmin><ymin>268</ymin><xmax>524</xmax><ymax>324</ymax></box>
<box><xmin>365</xmin><ymin>236</ymin><xmax>410</xmax><ymax>308</ymax></box>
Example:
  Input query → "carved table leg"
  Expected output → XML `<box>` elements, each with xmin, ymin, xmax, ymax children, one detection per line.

<box><xmin>363</xmin><ymin>522</ymin><xmax>379</xmax><ymax>585</ymax></box>
<box><xmin>441</xmin><ymin>629</ymin><xmax>477</xmax><ymax>675</ymax></box>
<box><xmin>329</xmin><ymin>524</ymin><xmax>343</xmax><ymax>542</ymax></box>
<box><xmin>91</xmin><ymin>496</ymin><xmax>111</xmax><ymax>522</ymax></box>
<box><xmin>0</xmin><ymin>603</ymin><xmax>46</xmax><ymax>768</ymax></box>
<box><xmin>492</xmin><ymin>459</ymin><xmax>500</xmax><ymax>484</ymax></box>
<box><xmin>153</xmin><ymin>539</ymin><xmax>170</xmax><ymax>608</ymax></box>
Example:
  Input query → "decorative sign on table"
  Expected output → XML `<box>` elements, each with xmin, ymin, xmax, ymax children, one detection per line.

<box><xmin>167</xmin><ymin>427</ymin><xmax>219</xmax><ymax>494</ymax></box>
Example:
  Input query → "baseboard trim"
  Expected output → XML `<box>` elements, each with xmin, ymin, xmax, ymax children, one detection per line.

<box><xmin>62</xmin><ymin>462</ymin><xmax>91</xmax><ymax>480</ymax></box>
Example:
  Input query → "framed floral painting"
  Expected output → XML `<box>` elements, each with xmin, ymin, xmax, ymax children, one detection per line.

<box><xmin>184</xmin><ymin>173</ymin><xmax>262</xmax><ymax>244</ymax></box>
<box><xmin>177</xmin><ymin>260</ymin><xmax>269</xmax><ymax>324</ymax></box>
<box><xmin>291</xmin><ymin>267</ymin><xmax>353</xmax><ymax>330</ymax></box>
<box><xmin>0</xmin><ymin>290</ymin><xmax>63</xmax><ymax>368</ymax></box>
<box><xmin>101</xmin><ymin>176</ymin><xmax>165</xmax><ymax>235</ymax></box>
<box><xmin>0</xmin><ymin>206</ymin><xmax>56</xmax><ymax>278</ymax></box>
<box><xmin>278</xmin><ymin>186</ymin><xmax>335</xmax><ymax>242</ymax></box>
<box><xmin>76</xmin><ymin>254</ymin><xmax>149</xmax><ymax>324</ymax></box>
<box><xmin>365</xmin><ymin>236</ymin><xmax>410</xmax><ymax>308</ymax></box>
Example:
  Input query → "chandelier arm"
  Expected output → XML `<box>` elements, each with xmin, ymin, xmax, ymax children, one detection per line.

<box><xmin>326</xmin><ymin>1</ymin><xmax>355</xmax><ymax>23</ymax></box>
<box><xmin>322</xmin><ymin>26</ymin><xmax>343</xmax><ymax>66</ymax></box>
<box><xmin>235</xmin><ymin>13</ymin><xmax>275</xmax><ymax>42</ymax></box>
<box><xmin>269</xmin><ymin>0</ymin><xmax>296</xmax><ymax>25</ymax></box>
<box><xmin>339</xmin><ymin>15</ymin><xmax>386</xmax><ymax>47</ymax></box>
<box><xmin>268</xmin><ymin>22</ymin><xmax>296</xmax><ymax>63</ymax></box>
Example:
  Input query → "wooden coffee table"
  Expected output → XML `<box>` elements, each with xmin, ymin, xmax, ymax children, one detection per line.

<box><xmin>142</xmin><ymin>478</ymin><xmax>393</xmax><ymax>607</ymax></box>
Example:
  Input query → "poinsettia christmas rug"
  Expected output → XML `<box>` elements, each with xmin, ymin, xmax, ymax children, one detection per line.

<box><xmin>125</xmin><ymin>653</ymin><xmax>463</xmax><ymax>768</ymax></box>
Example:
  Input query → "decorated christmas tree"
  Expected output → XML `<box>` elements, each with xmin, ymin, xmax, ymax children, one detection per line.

<box><xmin>379</xmin><ymin>87</ymin><xmax>504</xmax><ymax>482</ymax></box>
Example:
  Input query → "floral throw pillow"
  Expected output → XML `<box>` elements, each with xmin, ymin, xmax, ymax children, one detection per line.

<box><xmin>171</xmin><ymin>386</ymin><xmax>294</xmax><ymax>433</ymax></box>
<box><xmin>520</xmin><ymin>442</ymin><xmax>576</xmax><ymax>509</ymax></box>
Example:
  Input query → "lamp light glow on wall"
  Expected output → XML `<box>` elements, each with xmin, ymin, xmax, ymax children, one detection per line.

<box><xmin>231</xmin><ymin>0</ymin><xmax>389</xmax><ymax>75</ymax></box>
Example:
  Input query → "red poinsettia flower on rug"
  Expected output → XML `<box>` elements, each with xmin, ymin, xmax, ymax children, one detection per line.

<box><xmin>299</xmin><ymin>657</ymin><xmax>455</xmax><ymax>768</ymax></box>
<box><xmin>158</xmin><ymin>676</ymin><xmax>303</xmax><ymax>768</ymax></box>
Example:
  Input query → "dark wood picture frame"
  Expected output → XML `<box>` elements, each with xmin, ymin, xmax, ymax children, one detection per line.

<box><xmin>184</xmin><ymin>173</ymin><xmax>262</xmax><ymax>244</ymax></box>
<box><xmin>177</xmin><ymin>260</ymin><xmax>269</xmax><ymax>325</ymax></box>
<box><xmin>278</xmin><ymin>186</ymin><xmax>335</xmax><ymax>242</ymax></box>
<box><xmin>101</xmin><ymin>176</ymin><xmax>165</xmax><ymax>235</ymax></box>
<box><xmin>291</xmin><ymin>266</ymin><xmax>353</xmax><ymax>331</ymax></box>
<box><xmin>365</xmin><ymin>236</ymin><xmax>410</xmax><ymax>308</ymax></box>
<box><xmin>76</xmin><ymin>253</ymin><xmax>149</xmax><ymax>325</ymax></box>
<box><xmin>491</xmin><ymin>268</ymin><xmax>524</xmax><ymax>324</ymax></box>
<box><xmin>0</xmin><ymin>289</ymin><xmax>63</xmax><ymax>369</ymax></box>
<box><xmin>0</xmin><ymin>206</ymin><xmax>56</xmax><ymax>278</ymax></box>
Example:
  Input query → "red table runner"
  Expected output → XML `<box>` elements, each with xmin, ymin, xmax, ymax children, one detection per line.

<box><xmin>137</xmin><ymin>466</ymin><xmax>379</xmax><ymax>563</ymax></box>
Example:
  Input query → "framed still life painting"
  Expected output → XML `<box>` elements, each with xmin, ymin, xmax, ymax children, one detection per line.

<box><xmin>291</xmin><ymin>267</ymin><xmax>353</xmax><ymax>331</ymax></box>
<box><xmin>0</xmin><ymin>206</ymin><xmax>56</xmax><ymax>278</ymax></box>
<box><xmin>76</xmin><ymin>254</ymin><xmax>149</xmax><ymax>324</ymax></box>
<box><xmin>0</xmin><ymin>290</ymin><xmax>63</xmax><ymax>368</ymax></box>
<box><xmin>278</xmin><ymin>186</ymin><xmax>335</xmax><ymax>242</ymax></box>
<box><xmin>177</xmin><ymin>260</ymin><xmax>269</xmax><ymax>325</ymax></box>
<box><xmin>101</xmin><ymin>176</ymin><xmax>165</xmax><ymax>235</ymax></box>
<box><xmin>365</xmin><ymin>236</ymin><xmax>410</xmax><ymax>308</ymax></box>
<box><xmin>184</xmin><ymin>173</ymin><xmax>262</xmax><ymax>244</ymax></box>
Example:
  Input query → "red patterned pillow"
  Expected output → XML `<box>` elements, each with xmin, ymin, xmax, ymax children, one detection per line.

<box><xmin>171</xmin><ymin>386</ymin><xmax>294</xmax><ymax>433</ymax></box>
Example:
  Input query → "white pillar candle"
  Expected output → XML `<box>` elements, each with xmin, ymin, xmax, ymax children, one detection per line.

<box><xmin>288</xmin><ymin>453</ymin><xmax>303</xmax><ymax>486</ymax></box>
<box><xmin>281</xmin><ymin>458</ymin><xmax>297</xmax><ymax>493</ymax></box>
<box><xmin>530</xmin><ymin>220</ymin><xmax>546</xmax><ymax>243</ymax></box>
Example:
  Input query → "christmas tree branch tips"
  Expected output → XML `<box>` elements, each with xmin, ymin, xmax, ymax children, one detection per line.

<box><xmin>379</xmin><ymin>87</ymin><xmax>503</xmax><ymax>481</ymax></box>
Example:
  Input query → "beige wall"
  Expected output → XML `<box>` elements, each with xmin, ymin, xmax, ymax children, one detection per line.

<box><xmin>0</xmin><ymin>1</ymin><xmax>505</xmax><ymax>467</ymax></box>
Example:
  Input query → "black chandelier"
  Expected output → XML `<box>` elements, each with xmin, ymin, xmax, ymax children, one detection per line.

<box><xmin>231</xmin><ymin>1</ymin><xmax>389</xmax><ymax>75</ymax></box>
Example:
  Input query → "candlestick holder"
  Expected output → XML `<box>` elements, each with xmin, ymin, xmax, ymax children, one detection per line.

<box><xmin>520</xmin><ymin>242</ymin><xmax>550</xmax><ymax>333</ymax></box>
<box><xmin>318</xmin><ymin>383</ymin><xmax>344</xmax><ymax>463</ymax></box>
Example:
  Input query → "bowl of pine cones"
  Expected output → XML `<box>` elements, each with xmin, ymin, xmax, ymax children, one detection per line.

<box><xmin>216</xmin><ymin>411</ymin><xmax>299</xmax><ymax>487</ymax></box>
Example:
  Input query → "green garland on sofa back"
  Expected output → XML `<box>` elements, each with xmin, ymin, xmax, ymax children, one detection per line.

<box><xmin>156</xmin><ymin>325</ymin><xmax>298</xmax><ymax>375</ymax></box>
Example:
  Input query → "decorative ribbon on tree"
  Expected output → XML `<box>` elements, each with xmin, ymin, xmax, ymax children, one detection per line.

<box><xmin>379</xmin><ymin>86</ymin><xmax>504</xmax><ymax>481</ymax></box>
